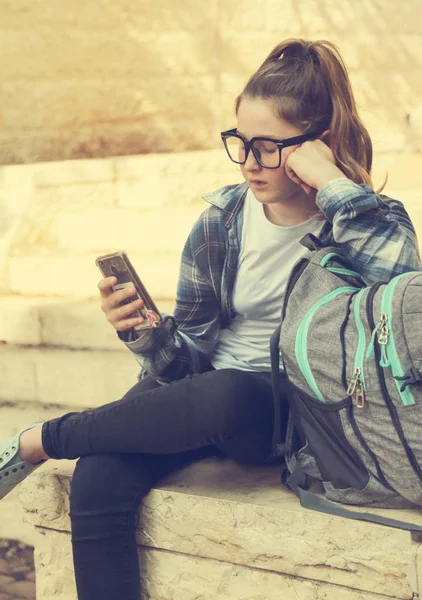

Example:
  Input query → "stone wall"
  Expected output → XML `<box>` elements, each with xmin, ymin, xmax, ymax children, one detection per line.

<box><xmin>1</xmin><ymin>0</ymin><xmax>421</xmax><ymax>164</ymax></box>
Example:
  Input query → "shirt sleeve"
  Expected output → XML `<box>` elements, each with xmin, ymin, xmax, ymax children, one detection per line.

<box><xmin>316</xmin><ymin>178</ymin><xmax>422</xmax><ymax>285</ymax></box>
<box><xmin>117</xmin><ymin>213</ymin><xmax>223</xmax><ymax>382</ymax></box>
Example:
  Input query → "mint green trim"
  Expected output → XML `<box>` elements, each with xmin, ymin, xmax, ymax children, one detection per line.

<box><xmin>327</xmin><ymin>267</ymin><xmax>362</xmax><ymax>278</ymax></box>
<box><xmin>295</xmin><ymin>286</ymin><xmax>358</xmax><ymax>403</ymax></box>
<box><xmin>381</xmin><ymin>273</ymin><xmax>416</xmax><ymax>406</ymax></box>
<box><xmin>353</xmin><ymin>289</ymin><xmax>367</xmax><ymax>390</ymax></box>
<box><xmin>366</xmin><ymin>323</ymin><xmax>381</xmax><ymax>359</ymax></box>
<box><xmin>320</xmin><ymin>252</ymin><xmax>343</xmax><ymax>267</ymax></box>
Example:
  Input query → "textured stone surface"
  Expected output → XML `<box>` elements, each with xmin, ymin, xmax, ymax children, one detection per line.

<box><xmin>8</xmin><ymin>253</ymin><xmax>181</xmax><ymax>299</ymax></box>
<box><xmin>20</xmin><ymin>459</ymin><xmax>422</xmax><ymax>598</ymax></box>
<box><xmin>0</xmin><ymin>296</ymin><xmax>174</xmax><ymax>349</ymax></box>
<box><xmin>32</xmin><ymin>528</ymin><xmax>395</xmax><ymax>600</ymax></box>
<box><xmin>0</xmin><ymin>346</ymin><xmax>139</xmax><ymax>407</ymax></box>
<box><xmin>57</xmin><ymin>207</ymin><xmax>206</xmax><ymax>252</ymax></box>
<box><xmin>1</xmin><ymin>0</ymin><xmax>422</xmax><ymax>164</ymax></box>
<box><xmin>0</xmin><ymin>403</ymin><xmax>73</xmax><ymax>546</ymax></box>
<box><xmin>0</xmin><ymin>539</ymin><xmax>35</xmax><ymax>600</ymax></box>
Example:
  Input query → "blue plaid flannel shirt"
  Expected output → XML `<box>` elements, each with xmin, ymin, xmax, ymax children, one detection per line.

<box><xmin>120</xmin><ymin>178</ymin><xmax>421</xmax><ymax>382</ymax></box>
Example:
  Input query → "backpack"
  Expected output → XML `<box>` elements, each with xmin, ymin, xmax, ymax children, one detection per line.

<box><xmin>270</xmin><ymin>235</ymin><xmax>422</xmax><ymax>531</ymax></box>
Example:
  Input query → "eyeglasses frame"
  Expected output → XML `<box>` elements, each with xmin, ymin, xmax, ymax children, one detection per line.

<box><xmin>220</xmin><ymin>128</ymin><xmax>324</xmax><ymax>169</ymax></box>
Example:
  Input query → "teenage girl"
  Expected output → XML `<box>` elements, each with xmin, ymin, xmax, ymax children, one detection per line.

<box><xmin>1</xmin><ymin>39</ymin><xmax>420</xmax><ymax>600</ymax></box>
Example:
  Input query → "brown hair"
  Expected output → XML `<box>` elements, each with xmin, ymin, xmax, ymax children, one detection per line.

<box><xmin>236</xmin><ymin>39</ymin><xmax>385</xmax><ymax>193</ymax></box>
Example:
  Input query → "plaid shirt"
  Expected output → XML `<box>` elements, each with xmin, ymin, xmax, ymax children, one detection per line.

<box><xmin>121</xmin><ymin>178</ymin><xmax>421</xmax><ymax>382</ymax></box>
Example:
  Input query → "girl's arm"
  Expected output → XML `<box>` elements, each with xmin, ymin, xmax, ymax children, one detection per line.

<box><xmin>119</xmin><ymin>212</ymin><xmax>224</xmax><ymax>382</ymax></box>
<box><xmin>316</xmin><ymin>178</ymin><xmax>422</xmax><ymax>284</ymax></box>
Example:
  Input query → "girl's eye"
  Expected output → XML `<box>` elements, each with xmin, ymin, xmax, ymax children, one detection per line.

<box><xmin>257</xmin><ymin>141</ymin><xmax>278</xmax><ymax>154</ymax></box>
<box><xmin>262</xmin><ymin>145</ymin><xmax>277</xmax><ymax>153</ymax></box>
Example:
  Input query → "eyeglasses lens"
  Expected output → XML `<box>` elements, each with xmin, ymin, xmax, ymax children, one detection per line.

<box><xmin>224</xmin><ymin>136</ymin><xmax>246</xmax><ymax>164</ymax></box>
<box><xmin>224</xmin><ymin>136</ymin><xmax>280</xmax><ymax>167</ymax></box>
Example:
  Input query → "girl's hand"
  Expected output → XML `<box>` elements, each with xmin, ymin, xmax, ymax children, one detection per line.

<box><xmin>98</xmin><ymin>277</ymin><xmax>146</xmax><ymax>332</ymax></box>
<box><xmin>285</xmin><ymin>131</ymin><xmax>347</xmax><ymax>194</ymax></box>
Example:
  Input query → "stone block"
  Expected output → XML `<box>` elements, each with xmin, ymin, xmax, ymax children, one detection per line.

<box><xmin>36</xmin><ymin>298</ymin><xmax>174</xmax><ymax>350</ymax></box>
<box><xmin>114</xmin><ymin>150</ymin><xmax>240</xmax><ymax>208</ymax></box>
<box><xmin>0</xmin><ymin>402</ymin><xmax>71</xmax><ymax>546</ymax></box>
<box><xmin>0</xmin><ymin>348</ymin><xmax>38</xmax><ymax>403</ymax></box>
<box><xmin>0</xmin><ymin>296</ymin><xmax>42</xmax><ymax>346</ymax></box>
<box><xmin>38</xmin><ymin>181</ymin><xmax>118</xmax><ymax>213</ymax></box>
<box><xmin>0</xmin><ymin>296</ymin><xmax>175</xmax><ymax>350</ymax></box>
<box><xmin>0</xmin><ymin>346</ymin><xmax>140</xmax><ymax>407</ymax></box>
<box><xmin>57</xmin><ymin>208</ymin><xmax>205</xmax><ymax>253</ymax></box>
<box><xmin>32</xmin><ymin>158</ymin><xmax>115</xmax><ymax>186</ymax></box>
<box><xmin>35</xmin><ymin>348</ymin><xmax>139</xmax><ymax>408</ymax></box>
<box><xmin>9</xmin><ymin>253</ymin><xmax>180</xmax><ymax>299</ymax></box>
<box><xmin>20</xmin><ymin>459</ymin><xmax>422</xmax><ymax>599</ymax></box>
<box><xmin>0</xmin><ymin>165</ymin><xmax>35</xmax><ymax>293</ymax></box>
<box><xmin>114</xmin><ymin>150</ymin><xmax>227</xmax><ymax>179</ymax></box>
<box><xmin>32</xmin><ymin>528</ymin><xmax>393</xmax><ymax>600</ymax></box>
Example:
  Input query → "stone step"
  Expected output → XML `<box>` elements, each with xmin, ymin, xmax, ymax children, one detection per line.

<box><xmin>20</xmin><ymin>458</ymin><xmax>422</xmax><ymax>600</ymax></box>
<box><xmin>54</xmin><ymin>189</ymin><xmax>422</xmax><ymax>255</ymax></box>
<box><xmin>56</xmin><ymin>207</ymin><xmax>205</xmax><ymax>253</ymax></box>
<box><xmin>0</xmin><ymin>346</ymin><xmax>141</xmax><ymax>408</ymax></box>
<box><xmin>0</xmin><ymin>295</ymin><xmax>175</xmax><ymax>349</ymax></box>
<box><xmin>8</xmin><ymin>251</ymin><xmax>180</xmax><ymax>299</ymax></box>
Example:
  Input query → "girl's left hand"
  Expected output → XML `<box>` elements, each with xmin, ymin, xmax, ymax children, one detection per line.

<box><xmin>285</xmin><ymin>131</ymin><xmax>347</xmax><ymax>194</ymax></box>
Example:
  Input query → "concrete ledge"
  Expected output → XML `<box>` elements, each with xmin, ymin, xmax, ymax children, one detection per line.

<box><xmin>20</xmin><ymin>458</ymin><xmax>422</xmax><ymax>599</ymax></box>
<box><xmin>0</xmin><ymin>402</ymin><xmax>77</xmax><ymax>545</ymax></box>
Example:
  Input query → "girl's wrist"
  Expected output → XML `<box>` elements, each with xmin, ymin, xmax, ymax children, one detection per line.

<box><xmin>315</xmin><ymin>167</ymin><xmax>348</xmax><ymax>191</ymax></box>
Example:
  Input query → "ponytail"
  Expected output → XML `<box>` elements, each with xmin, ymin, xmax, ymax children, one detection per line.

<box><xmin>236</xmin><ymin>39</ymin><xmax>386</xmax><ymax>193</ymax></box>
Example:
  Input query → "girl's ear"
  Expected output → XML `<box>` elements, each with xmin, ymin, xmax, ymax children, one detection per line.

<box><xmin>320</xmin><ymin>129</ymin><xmax>331</xmax><ymax>146</ymax></box>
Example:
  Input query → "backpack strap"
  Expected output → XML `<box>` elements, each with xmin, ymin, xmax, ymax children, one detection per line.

<box><xmin>270</xmin><ymin>324</ymin><xmax>283</xmax><ymax>447</ymax></box>
<box><xmin>299</xmin><ymin>233</ymin><xmax>325</xmax><ymax>251</ymax></box>
<box><xmin>286</xmin><ymin>460</ymin><xmax>422</xmax><ymax>533</ymax></box>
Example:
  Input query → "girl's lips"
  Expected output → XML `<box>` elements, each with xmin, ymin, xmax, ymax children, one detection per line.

<box><xmin>251</xmin><ymin>180</ymin><xmax>267</xmax><ymax>185</ymax></box>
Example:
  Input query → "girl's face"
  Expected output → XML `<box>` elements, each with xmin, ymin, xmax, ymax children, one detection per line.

<box><xmin>236</xmin><ymin>97</ymin><xmax>308</xmax><ymax>208</ymax></box>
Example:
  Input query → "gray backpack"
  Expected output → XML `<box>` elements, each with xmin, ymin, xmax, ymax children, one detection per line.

<box><xmin>271</xmin><ymin>235</ymin><xmax>422</xmax><ymax>531</ymax></box>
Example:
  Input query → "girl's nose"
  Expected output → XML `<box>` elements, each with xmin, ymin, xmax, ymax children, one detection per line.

<box><xmin>244</xmin><ymin>149</ymin><xmax>261</xmax><ymax>171</ymax></box>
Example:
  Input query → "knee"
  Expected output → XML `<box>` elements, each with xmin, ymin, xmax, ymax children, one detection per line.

<box><xmin>69</xmin><ymin>454</ymin><xmax>149</xmax><ymax>516</ymax></box>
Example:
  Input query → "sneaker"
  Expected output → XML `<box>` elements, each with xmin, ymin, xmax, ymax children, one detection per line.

<box><xmin>0</xmin><ymin>421</ymin><xmax>46</xmax><ymax>501</ymax></box>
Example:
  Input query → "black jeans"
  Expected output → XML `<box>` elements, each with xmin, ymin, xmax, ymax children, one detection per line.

<box><xmin>42</xmin><ymin>368</ymin><xmax>288</xmax><ymax>600</ymax></box>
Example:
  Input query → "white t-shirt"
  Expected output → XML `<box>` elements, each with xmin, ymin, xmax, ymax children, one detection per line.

<box><xmin>211</xmin><ymin>189</ymin><xmax>326</xmax><ymax>372</ymax></box>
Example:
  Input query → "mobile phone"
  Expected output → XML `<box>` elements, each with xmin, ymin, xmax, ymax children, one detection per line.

<box><xmin>95</xmin><ymin>251</ymin><xmax>162</xmax><ymax>330</ymax></box>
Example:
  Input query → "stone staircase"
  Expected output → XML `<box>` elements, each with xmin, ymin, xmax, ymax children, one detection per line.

<box><xmin>0</xmin><ymin>149</ymin><xmax>239</xmax><ymax>547</ymax></box>
<box><xmin>0</xmin><ymin>148</ymin><xmax>421</xmax><ymax>598</ymax></box>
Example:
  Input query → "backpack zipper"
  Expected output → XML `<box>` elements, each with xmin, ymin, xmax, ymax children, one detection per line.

<box><xmin>366</xmin><ymin>281</ymin><xmax>422</xmax><ymax>482</ymax></box>
<box><xmin>376</xmin><ymin>274</ymin><xmax>416</xmax><ymax>406</ymax></box>
<box><xmin>347</xmin><ymin>288</ymin><xmax>367</xmax><ymax>408</ymax></box>
<box><xmin>295</xmin><ymin>286</ymin><xmax>358</xmax><ymax>403</ymax></box>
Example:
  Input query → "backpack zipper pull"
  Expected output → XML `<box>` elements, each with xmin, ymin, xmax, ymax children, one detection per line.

<box><xmin>354</xmin><ymin>380</ymin><xmax>365</xmax><ymax>408</ymax></box>
<box><xmin>377</xmin><ymin>314</ymin><xmax>389</xmax><ymax>345</ymax></box>
<box><xmin>347</xmin><ymin>367</ymin><xmax>361</xmax><ymax>396</ymax></box>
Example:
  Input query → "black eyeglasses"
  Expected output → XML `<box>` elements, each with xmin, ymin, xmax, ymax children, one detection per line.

<box><xmin>221</xmin><ymin>128</ymin><xmax>323</xmax><ymax>169</ymax></box>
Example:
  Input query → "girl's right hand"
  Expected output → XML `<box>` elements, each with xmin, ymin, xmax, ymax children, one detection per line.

<box><xmin>98</xmin><ymin>277</ymin><xmax>146</xmax><ymax>332</ymax></box>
